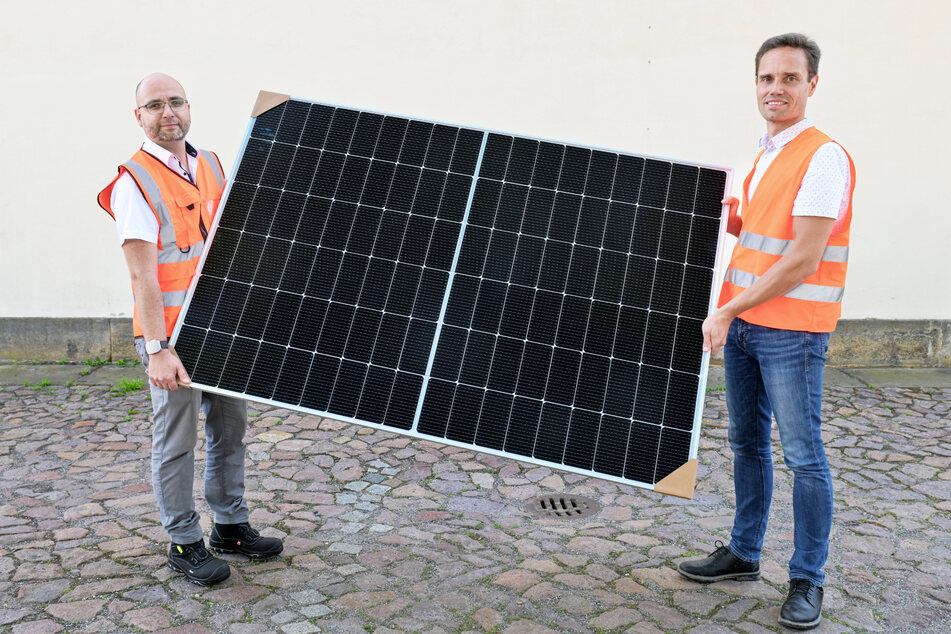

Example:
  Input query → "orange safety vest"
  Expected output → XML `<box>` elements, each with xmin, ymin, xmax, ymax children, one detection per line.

<box><xmin>98</xmin><ymin>147</ymin><xmax>226</xmax><ymax>338</ymax></box>
<box><xmin>718</xmin><ymin>126</ymin><xmax>855</xmax><ymax>333</ymax></box>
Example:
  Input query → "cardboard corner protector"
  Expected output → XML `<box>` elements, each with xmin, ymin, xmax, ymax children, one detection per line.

<box><xmin>251</xmin><ymin>91</ymin><xmax>291</xmax><ymax>118</ymax></box>
<box><xmin>653</xmin><ymin>458</ymin><xmax>698</xmax><ymax>499</ymax></box>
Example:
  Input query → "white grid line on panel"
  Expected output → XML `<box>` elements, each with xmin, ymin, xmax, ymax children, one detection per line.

<box><xmin>571</xmin><ymin>153</ymin><xmax>622</xmax><ymax>471</ymax></box>
<box><xmin>196</xmin><ymin>102</ymin><xmax>293</xmax><ymax>392</ymax></box>
<box><xmin>411</xmin><ymin>132</ymin><xmax>489</xmax><ymax>432</ymax></box>
<box><xmin>319</xmin><ymin>113</ymin><xmax>425</xmax><ymax>416</ymax></box>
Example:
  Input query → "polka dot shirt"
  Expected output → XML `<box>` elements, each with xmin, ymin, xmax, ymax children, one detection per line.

<box><xmin>748</xmin><ymin>118</ymin><xmax>852</xmax><ymax>233</ymax></box>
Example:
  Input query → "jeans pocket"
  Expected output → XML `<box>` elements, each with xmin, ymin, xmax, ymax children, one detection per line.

<box><xmin>807</xmin><ymin>332</ymin><xmax>830</xmax><ymax>365</ymax></box>
<box><xmin>803</xmin><ymin>332</ymin><xmax>829</xmax><ymax>371</ymax></box>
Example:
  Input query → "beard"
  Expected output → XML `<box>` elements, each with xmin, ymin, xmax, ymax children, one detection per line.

<box><xmin>150</xmin><ymin>117</ymin><xmax>191</xmax><ymax>142</ymax></box>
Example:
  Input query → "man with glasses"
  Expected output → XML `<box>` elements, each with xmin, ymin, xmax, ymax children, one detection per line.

<box><xmin>98</xmin><ymin>73</ymin><xmax>283</xmax><ymax>586</ymax></box>
<box><xmin>676</xmin><ymin>34</ymin><xmax>854</xmax><ymax>630</ymax></box>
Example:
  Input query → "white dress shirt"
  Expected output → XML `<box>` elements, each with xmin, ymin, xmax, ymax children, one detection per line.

<box><xmin>111</xmin><ymin>139</ymin><xmax>200</xmax><ymax>246</ymax></box>
<box><xmin>747</xmin><ymin>118</ymin><xmax>851</xmax><ymax>232</ymax></box>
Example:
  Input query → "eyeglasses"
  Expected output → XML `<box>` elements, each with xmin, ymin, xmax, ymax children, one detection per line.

<box><xmin>137</xmin><ymin>98</ymin><xmax>188</xmax><ymax>114</ymax></box>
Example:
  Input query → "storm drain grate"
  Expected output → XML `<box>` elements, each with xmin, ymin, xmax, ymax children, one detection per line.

<box><xmin>524</xmin><ymin>494</ymin><xmax>601</xmax><ymax>519</ymax></box>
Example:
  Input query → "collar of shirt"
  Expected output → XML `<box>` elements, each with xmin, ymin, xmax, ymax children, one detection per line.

<box><xmin>758</xmin><ymin>117</ymin><xmax>814</xmax><ymax>154</ymax></box>
<box><xmin>140</xmin><ymin>138</ymin><xmax>199</xmax><ymax>180</ymax></box>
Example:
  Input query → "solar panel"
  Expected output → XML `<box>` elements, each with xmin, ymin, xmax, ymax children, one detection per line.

<box><xmin>171</xmin><ymin>92</ymin><xmax>731</xmax><ymax>498</ymax></box>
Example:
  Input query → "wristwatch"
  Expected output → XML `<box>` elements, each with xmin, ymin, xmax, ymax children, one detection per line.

<box><xmin>145</xmin><ymin>339</ymin><xmax>169</xmax><ymax>355</ymax></box>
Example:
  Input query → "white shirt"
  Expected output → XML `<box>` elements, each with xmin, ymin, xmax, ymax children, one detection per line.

<box><xmin>110</xmin><ymin>139</ymin><xmax>200</xmax><ymax>246</ymax></box>
<box><xmin>748</xmin><ymin>118</ymin><xmax>851</xmax><ymax>232</ymax></box>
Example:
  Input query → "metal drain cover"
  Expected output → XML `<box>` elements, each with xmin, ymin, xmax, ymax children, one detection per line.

<box><xmin>525</xmin><ymin>494</ymin><xmax>601</xmax><ymax>519</ymax></box>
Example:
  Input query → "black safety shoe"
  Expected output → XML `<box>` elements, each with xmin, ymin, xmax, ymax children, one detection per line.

<box><xmin>209</xmin><ymin>522</ymin><xmax>284</xmax><ymax>559</ymax></box>
<box><xmin>677</xmin><ymin>540</ymin><xmax>761</xmax><ymax>583</ymax></box>
<box><xmin>167</xmin><ymin>539</ymin><xmax>230</xmax><ymax>586</ymax></box>
<box><xmin>779</xmin><ymin>578</ymin><xmax>823</xmax><ymax>630</ymax></box>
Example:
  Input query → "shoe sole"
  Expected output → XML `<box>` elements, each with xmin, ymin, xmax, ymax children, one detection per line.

<box><xmin>778</xmin><ymin>615</ymin><xmax>822</xmax><ymax>630</ymax></box>
<box><xmin>209</xmin><ymin>544</ymin><xmax>284</xmax><ymax>559</ymax></box>
<box><xmin>167</xmin><ymin>560</ymin><xmax>230</xmax><ymax>586</ymax></box>
<box><xmin>677</xmin><ymin>568</ymin><xmax>761</xmax><ymax>583</ymax></box>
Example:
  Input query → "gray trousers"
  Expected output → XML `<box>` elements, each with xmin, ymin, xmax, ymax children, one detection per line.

<box><xmin>135</xmin><ymin>339</ymin><xmax>250</xmax><ymax>543</ymax></box>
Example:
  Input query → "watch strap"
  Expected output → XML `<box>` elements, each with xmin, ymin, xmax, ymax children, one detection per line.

<box><xmin>146</xmin><ymin>339</ymin><xmax>169</xmax><ymax>354</ymax></box>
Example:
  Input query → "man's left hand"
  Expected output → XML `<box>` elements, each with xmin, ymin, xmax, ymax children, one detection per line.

<box><xmin>702</xmin><ymin>310</ymin><xmax>733</xmax><ymax>356</ymax></box>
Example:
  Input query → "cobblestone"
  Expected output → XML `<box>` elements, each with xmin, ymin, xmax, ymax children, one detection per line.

<box><xmin>0</xmin><ymin>368</ymin><xmax>949</xmax><ymax>631</ymax></box>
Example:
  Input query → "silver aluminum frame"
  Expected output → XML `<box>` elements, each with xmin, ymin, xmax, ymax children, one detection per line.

<box><xmin>171</xmin><ymin>95</ymin><xmax>732</xmax><ymax>493</ymax></box>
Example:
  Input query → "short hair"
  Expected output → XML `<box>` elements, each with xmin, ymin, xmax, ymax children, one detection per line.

<box><xmin>755</xmin><ymin>33</ymin><xmax>821</xmax><ymax>80</ymax></box>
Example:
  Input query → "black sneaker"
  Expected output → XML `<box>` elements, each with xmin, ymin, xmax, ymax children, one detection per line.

<box><xmin>779</xmin><ymin>578</ymin><xmax>823</xmax><ymax>630</ymax></box>
<box><xmin>167</xmin><ymin>539</ymin><xmax>230</xmax><ymax>586</ymax></box>
<box><xmin>677</xmin><ymin>540</ymin><xmax>760</xmax><ymax>583</ymax></box>
<box><xmin>209</xmin><ymin>522</ymin><xmax>284</xmax><ymax>559</ymax></box>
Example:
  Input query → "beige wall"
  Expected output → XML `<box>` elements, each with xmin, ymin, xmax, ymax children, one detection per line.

<box><xmin>2</xmin><ymin>0</ymin><xmax>947</xmax><ymax>320</ymax></box>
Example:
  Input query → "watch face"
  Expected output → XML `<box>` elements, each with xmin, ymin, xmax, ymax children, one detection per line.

<box><xmin>146</xmin><ymin>340</ymin><xmax>162</xmax><ymax>354</ymax></box>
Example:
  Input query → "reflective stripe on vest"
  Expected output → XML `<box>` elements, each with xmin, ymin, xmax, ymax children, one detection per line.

<box><xmin>158</xmin><ymin>240</ymin><xmax>205</xmax><ymax>266</ymax></box>
<box><xmin>737</xmin><ymin>230</ymin><xmax>850</xmax><ymax>263</ymax></box>
<box><xmin>133</xmin><ymin>289</ymin><xmax>190</xmax><ymax>308</ymax></box>
<box><xmin>163</xmin><ymin>289</ymin><xmax>190</xmax><ymax>307</ymax></box>
<box><xmin>725</xmin><ymin>266</ymin><xmax>845</xmax><ymax>303</ymax></box>
<box><xmin>199</xmin><ymin>150</ymin><xmax>224</xmax><ymax>189</ymax></box>
<box><xmin>122</xmin><ymin>158</ymin><xmax>178</xmax><ymax>250</ymax></box>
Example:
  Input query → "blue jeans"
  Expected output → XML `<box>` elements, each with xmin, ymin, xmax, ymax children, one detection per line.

<box><xmin>724</xmin><ymin>318</ymin><xmax>832</xmax><ymax>586</ymax></box>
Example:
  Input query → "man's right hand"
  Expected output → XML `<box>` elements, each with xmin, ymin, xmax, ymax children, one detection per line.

<box><xmin>723</xmin><ymin>196</ymin><xmax>742</xmax><ymax>237</ymax></box>
<box><xmin>702</xmin><ymin>309</ymin><xmax>734</xmax><ymax>356</ymax></box>
<box><xmin>148</xmin><ymin>349</ymin><xmax>191</xmax><ymax>391</ymax></box>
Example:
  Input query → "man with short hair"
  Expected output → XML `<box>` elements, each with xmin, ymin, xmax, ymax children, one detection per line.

<box><xmin>98</xmin><ymin>73</ymin><xmax>283</xmax><ymax>586</ymax></box>
<box><xmin>676</xmin><ymin>34</ymin><xmax>854</xmax><ymax>630</ymax></box>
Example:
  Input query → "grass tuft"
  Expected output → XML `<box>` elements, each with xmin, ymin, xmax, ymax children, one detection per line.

<box><xmin>114</xmin><ymin>378</ymin><xmax>144</xmax><ymax>394</ymax></box>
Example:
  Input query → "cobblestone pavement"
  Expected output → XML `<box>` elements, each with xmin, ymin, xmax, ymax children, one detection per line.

<box><xmin>1</xmin><ymin>365</ymin><xmax>949</xmax><ymax>633</ymax></box>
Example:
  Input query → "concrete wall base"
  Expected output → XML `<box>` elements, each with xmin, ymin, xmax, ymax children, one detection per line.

<box><xmin>1</xmin><ymin>317</ymin><xmax>949</xmax><ymax>367</ymax></box>
<box><xmin>1</xmin><ymin>318</ymin><xmax>136</xmax><ymax>363</ymax></box>
<box><xmin>828</xmin><ymin>319</ymin><xmax>950</xmax><ymax>367</ymax></box>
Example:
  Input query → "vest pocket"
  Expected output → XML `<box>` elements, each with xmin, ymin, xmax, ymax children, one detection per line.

<box><xmin>173</xmin><ymin>190</ymin><xmax>204</xmax><ymax>249</ymax></box>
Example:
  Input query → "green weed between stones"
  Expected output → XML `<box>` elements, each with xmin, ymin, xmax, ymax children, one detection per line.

<box><xmin>114</xmin><ymin>378</ymin><xmax>144</xmax><ymax>394</ymax></box>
